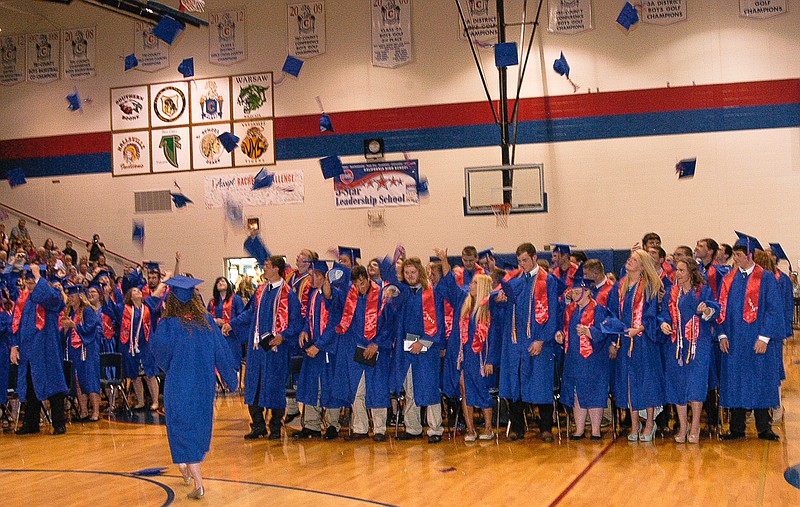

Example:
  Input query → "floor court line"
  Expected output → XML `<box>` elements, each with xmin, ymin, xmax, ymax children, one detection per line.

<box><xmin>547</xmin><ymin>438</ymin><xmax>618</xmax><ymax>507</ymax></box>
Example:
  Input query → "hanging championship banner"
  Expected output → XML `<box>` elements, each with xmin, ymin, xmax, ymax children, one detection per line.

<box><xmin>372</xmin><ymin>0</ymin><xmax>412</xmax><ymax>68</ymax></box>
<box><xmin>457</xmin><ymin>0</ymin><xmax>497</xmax><ymax>46</ymax></box>
<box><xmin>642</xmin><ymin>0</ymin><xmax>686</xmax><ymax>25</ymax></box>
<box><xmin>547</xmin><ymin>0</ymin><xmax>593</xmax><ymax>34</ymax></box>
<box><xmin>151</xmin><ymin>127</ymin><xmax>191</xmax><ymax>173</ymax></box>
<box><xmin>26</xmin><ymin>31</ymin><xmax>60</xmax><ymax>83</ymax></box>
<box><xmin>134</xmin><ymin>21</ymin><xmax>169</xmax><ymax>72</ymax></box>
<box><xmin>739</xmin><ymin>0</ymin><xmax>786</xmax><ymax>18</ymax></box>
<box><xmin>334</xmin><ymin>160</ymin><xmax>420</xmax><ymax>209</ymax></box>
<box><xmin>288</xmin><ymin>2</ymin><xmax>326</xmax><ymax>58</ymax></box>
<box><xmin>63</xmin><ymin>27</ymin><xmax>96</xmax><ymax>80</ymax></box>
<box><xmin>111</xmin><ymin>85</ymin><xmax>150</xmax><ymax>131</ymax></box>
<box><xmin>209</xmin><ymin>7</ymin><xmax>247</xmax><ymax>65</ymax></box>
<box><xmin>112</xmin><ymin>131</ymin><xmax>151</xmax><ymax>176</ymax></box>
<box><xmin>204</xmin><ymin>170</ymin><xmax>304</xmax><ymax>207</ymax></box>
<box><xmin>1</xmin><ymin>35</ymin><xmax>26</xmax><ymax>86</ymax></box>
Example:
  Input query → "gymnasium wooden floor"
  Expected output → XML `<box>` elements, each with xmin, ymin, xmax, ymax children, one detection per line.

<box><xmin>3</xmin><ymin>338</ymin><xmax>800</xmax><ymax>506</ymax></box>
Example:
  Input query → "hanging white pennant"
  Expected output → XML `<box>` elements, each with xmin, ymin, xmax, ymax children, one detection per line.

<box><xmin>26</xmin><ymin>31</ymin><xmax>60</xmax><ymax>83</ymax></box>
<box><xmin>547</xmin><ymin>0</ymin><xmax>593</xmax><ymax>34</ymax></box>
<box><xmin>372</xmin><ymin>0</ymin><xmax>412</xmax><ymax>68</ymax></box>
<box><xmin>1</xmin><ymin>35</ymin><xmax>26</xmax><ymax>86</ymax></box>
<box><xmin>63</xmin><ymin>27</ymin><xmax>97</xmax><ymax>80</ymax></box>
<box><xmin>288</xmin><ymin>2</ymin><xmax>326</xmax><ymax>58</ymax></box>
<box><xmin>209</xmin><ymin>7</ymin><xmax>247</xmax><ymax>66</ymax></box>
<box><xmin>739</xmin><ymin>0</ymin><xmax>787</xmax><ymax>19</ymax></box>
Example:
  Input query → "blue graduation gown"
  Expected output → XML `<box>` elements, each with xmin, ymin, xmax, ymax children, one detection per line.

<box><xmin>207</xmin><ymin>294</ymin><xmax>245</xmax><ymax>371</ymax></box>
<box><xmin>560</xmin><ymin>302</ymin><xmax>612</xmax><ymax>409</ymax></box>
<box><xmin>657</xmin><ymin>286</ymin><xmax>714</xmax><ymax>404</ymax></box>
<box><xmin>230</xmin><ymin>282</ymin><xmax>303</xmax><ymax>408</ymax></box>
<box><xmin>497</xmin><ymin>271</ymin><xmax>559</xmax><ymax>404</ymax></box>
<box><xmin>775</xmin><ymin>271</ymin><xmax>793</xmax><ymax>381</ymax></box>
<box><xmin>332</xmin><ymin>285</ymin><xmax>396</xmax><ymax>409</ymax></box>
<box><xmin>391</xmin><ymin>283</ymin><xmax>445</xmax><ymax>407</ymax></box>
<box><xmin>438</xmin><ymin>271</ymin><xmax>501</xmax><ymax>408</ymax></box>
<box><xmin>0</xmin><ymin>310</ymin><xmax>11</xmax><ymax>404</ymax></box>
<box><xmin>297</xmin><ymin>288</ymin><xmax>346</xmax><ymax>408</ymax></box>
<box><xmin>151</xmin><ymin>314</ymin><xmax>237</xmax><ymax>464</ymax></box>
<box><xmin>116</xmin><ymin>303</ymin><xmax>158</xmax><ymax>378</ymax></box>
<box><xmin>14</xmin><ymin>278</ymin><xmax>68</xmax><ymax>400</ymax></box>
<box><xmin>607</xmin><ymin>282</ymin><xmax>665</xmax><ymax>410</ymax></box>
<box><xmin>718</xmin><ymin>269</ymin><xmax>782</xmax><ymax>409</ymax></box>
<box><xmin>65</xmin><ymin>306</ymin><xmax>101</xmax><ymax>394</ymax></box>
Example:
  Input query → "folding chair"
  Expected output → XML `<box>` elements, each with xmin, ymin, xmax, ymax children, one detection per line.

<box><xmin>100</xmin><ymin>353</ymin><xmax>130</xmax><ymax>415</ymax></box>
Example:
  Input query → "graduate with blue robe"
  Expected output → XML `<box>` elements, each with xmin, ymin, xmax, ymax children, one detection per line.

<box><xmin>0</xmin><ymin>302</ymin><xmax>11</xmax><ymax>406</ymax></box>
<box><xmin>606</xmin><ymin>250</ymin><xmax>665</xmax><ymax>441</ymax></box>
<box><xmin>117</xmin><ymin>283</ymin><xmax>163</xmax><ymax>410</ymax></box>
<box><xmin>717</xmin><ymin>235</ymin><xmax>782</xmax><ymax>440</ymax></box>
<box><xmin>151</xmin><ymin>275</ymin><xmax>238</xmax><ymax>500</ymax></box>
<box><xmin>10</xmin><ymin>265</ymin><xmax>69</xmax><ymax>435</ymax></box>
<box><xmin>61</xmin><ymin>285</ymin><xmax>101</xmax><ymax>421</ymax></box>
<box><xmin>451</xmin><ymin>246</ymin><xmax>485</xmax><ymax>291</ymax></box>
<box><xmin>496</xmin><ymin>243</ymin><xmax>559</xmax><ymax>442</ymax></box>
<box><xmin>228</xmin><ymin>253</ymin><xmax>303</xmax><ymax>440</ymax></box>
<box><xmin>556</xmin><ymin>266</ymin><xmax>612</xmax><ymax>439</ymax></box>
<box><xmin>207</xmin><ymin>277</ymin><xmax>245</xmax><ymax>372</ymax></box>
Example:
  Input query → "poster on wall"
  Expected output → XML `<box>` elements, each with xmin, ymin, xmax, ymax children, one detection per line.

<box><xmin>457</xmin><ymin>0</ymin><xmax>497</xmax><ymax>46</ymax></box>
<box><xmin>191</xmin><ymin>124</ymin><xmax>233</xmax><ymax>170</ymax></box>
<box><xmin>150</xmin><ymin>81</ymin><xmax>190</xmax><ymax>128</ymax></box>
<box><xmin>151</xmin><ymin>127</ymin><xmax>192</xmax><ymax>173</ymax></box>
<box><xmin>233</xmin><ymin>119</ymin><xmax>275</xmax><ymax>167</ymax></box>
<box><xmin>204</xmin><ymin>170</ymin><xmax>305</xmax><ymax>208</ymax></box>
<box><xmin>110</xmin><ymin>85</ymin><xmax>150</xmax><ymax>131</ymax></box>
<box><xmin>371</xmin><ymin>0</ymin><xmax>412</xmax><ymax>68</ymax></box>
<box><xmin>1</xmin><ymin>35</ymin><xmax>26</xmax><ymax>86</ymax></box>
<box><xmin>112</xmin><ymin>131</ymin><xmax>151</xmax><ymax>176</ymax></box>
<box><xmin>287</xmin><ymin>2</ymin><xmax>326</xmax><ymax>58</ymax></box>
<box><xmin>26</xmin><ymin>31</ymin><xmax>60</xmax><ymax>83</ymax></box>
<box><xmin>232</xmin><ymin>72</ymin><xmax>274</xmax><ymax>120</ymax></box>
<box><xmin>63</xmin><ymin>27</ymin><xmax>97</xmax><ymax>80</ymax></box>
<box><xmin>547</xmin><ymin>0</ymin><xmax>593</xmax><ymax>34</ymax></box>
<box><xmin>333</xmin><ymin>160</ymin><xmax>420</xmax><ymax>209</ymax></box>
<box><xmin>739</xmin><ymin>0</ymin><xmax>786</xmax><ymax>18</ymax></box>
<box><xmin>641</xmin><ymin>0</ymin><xmax>687</xmax><ymax>25</ymax></box>
<box><xmin>134</xmin><ymin>20</ymin><xmax>169</xmax><ymax>72</ymax></box>
<box><xmin>209</xmin><ymin>8</ymin><xmax>247</xmax><ymax>65</ymax></box>
<box><xmin>191</xmin><ymin>77</ymin><xmax>231</xmax><ymax>124</ymax></box>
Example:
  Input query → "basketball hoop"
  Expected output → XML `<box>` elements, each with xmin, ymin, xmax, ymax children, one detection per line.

<box><xmin>491</xmin><ymin>202</ymin><xmax>511</xmax><ymax>228</ymax></box>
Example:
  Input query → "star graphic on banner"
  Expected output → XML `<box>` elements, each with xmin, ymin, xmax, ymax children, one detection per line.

<box><xmin>390</xmin><ymin>176</ymin><xmax>402</xmax><ymax>186</ymax></box>
<box><xmin>376</xmin><ymin>175</ymin><xmax>389</xmax><ymax>189</ymax></box>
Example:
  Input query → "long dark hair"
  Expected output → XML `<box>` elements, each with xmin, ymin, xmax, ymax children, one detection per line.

<box><xmin>212</xmin><ymin>276</ymin><xmax>234</xmax><ymax>304</ymax></box>
<box><xmin>163</xmin><ymin>292</ymin><xmax>211</xmax><ymax>330</ymax></box>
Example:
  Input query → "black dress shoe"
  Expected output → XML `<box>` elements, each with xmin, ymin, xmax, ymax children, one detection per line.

<box><xmin>720</xmin><ymin>432</ymin><xmax>745</xmax><ymax>441</ymax></box>
<box><xmin>590</xmin><ymin>433</ymin><xmax>603</xmax><ymax>441</ymax></box>
<box><xmin>53</xmin><ymin>425</ymin><xmax>67</xmax><ymax>435</ymax></box>
<box><xmin>396</xmin><ymin>431</ymin><xmax>422</xmax><ymax>441</ymax></box>
<box><xmin>15</xmin><ymin>427</ymin><xmax>40</xmax><ymax>435</ymax></box>
<box><xmin>267</xmin><ymin>430</ymin><xmax>282</xmax><ymax>440</ymax></box>
<box><xmin>292</xmin><ymin>428</ymin><xmax>322</xmax><ymax>439</ymax></box>
<box><xmin>540</xmin><ymin>431</ymin><xmax>555</xmax><ymax>443</ymax></box>
<box><xmin>373</xmin><ymin>433</ymin><xmax>387</xmax><ymax>442</ymax></box>
<box><xmin>344</xmin><ymin>432</ymin><xmax>369</xmax><ymax>441</ymax></box>
<box><xmin>758</xmin><ymin>430</ymin><xmax>780</xmax><ymax>441</ymax></box>
<box><xmin>244</xmin><ymin>428</ymin><xmax>268</xmax><ymax>440</ymax></box>
<box><xmin>571</xmin><ymin>433</ymin><xmax>586</xmax><ymax>440</ymax></box>
<box><xmin>428</xmin><ymin>434</ymin><xmax>442</xmax><ymax>444</ymax></box>
<box><xmin>323</xmin><ymin>426</ymin><xmax>339</xmax><ymax>440</ymax></box>
<box><xmin>284</xmin><ymin>412</ymin><xmax>300</xmax><ymax>424</ymax></box>
<box><xmin>507</xmin><ymin>432</ymin><xmax>525</xmax><ymax>442</ymax></box>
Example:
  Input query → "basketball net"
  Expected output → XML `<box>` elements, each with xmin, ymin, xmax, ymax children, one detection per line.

<box><xmin>491</xmin><ymin>202</ymin><xmax>511</xmax><ymax>228</ymax></box>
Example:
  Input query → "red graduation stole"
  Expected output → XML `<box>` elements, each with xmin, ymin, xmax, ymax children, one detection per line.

<box><xmin>618</xmin><ymin>277</ymin><xmax>644</xmax><ymax>354</ymax></box>
<box><xmin>667</xmin><ymin>285</ymin><xmax>700</xmax><ymax>344</ymax></box>
<box><xmin>717</xmin><ymin>265</ymin><xmax>763</xmax><ymax>325</ymax></box>
<box><xmin>530</xmin><ymin>268</ymin><xmax>550</xmax><ymax>327</ymax></box>
<box><xmin>707</xmin><ymin>264</ymin><xmax>719</xmax><ymax>300</ymax></box>
<box><xmin>102</xmin><ymin>312</ymin><xmax>115</xmax><ymax>339</ymax></box>
<box><xmin>141</xmin><ymin>285</ymin><xmax>151</xmax><ymax>298</ymax></box>
<box><xmin>65</xmin><ymin>307</ymin><xmax>83</xmax><ymax>348</ymax></box>
<box><xmin>443</xmin><ymin>300</ymin><xmax>454</xmax><ymax>338</ymax></box>
<box><xmin>421</xmin><ymin>286</ymin><xmax>439</xmax><ymax>337</ymax></box>
<box><xmin>460</xmin><ymin>296</ymin><xmax>491</xmax><ymax>353</ymax></box>
<box><xmin>209</xmin><ymin>296</ymin><xmax>234</xmax><ymax>323</ymax></box>
<box><xmin>563</xmin><ymin>299</ymin><xmax>596</xmax><ymax>358</ymax></box>
<box><xmin>253</xmin><ymin>281</ymin><xmax>292</xmax><ymax>334</ymax></box>
<box><xmin>336</xmin><ymin>281</ymin><xmax>380</xmax><ymax>339</ymax></box>
<box><xmin>120</xmin><ymin>304</ymin><xmax>151</xmax><ymax>344</ymax></box>
<box><xmin>775</xmin><ymin>268</ymin><xmax>783</xmax><ymax>282</ymax></box>
<box><xmin>291</xmin><ymin>272</ymin><xmax>313</xmax><ymax>318</ymax></box>
<box><xmin>553</xmin><ymin>262</ymin><xmax>578</xmax><ymax>288</ymax></box>
<box><xmin>595</xmin><ymin>279</ymin><xmax>614</xmax><ymax>306</ymax></box>
<box><xmin>308</xmin><ymin>289</ymin><xmax>330</xmax><ymax>340</ymax></box>
<box><xmin>453</xmin><ymin>265</ymin><xmax>485</xmax><ymax>287</ymax></box>
<box><xmin>11</xmin><ymin>289</ymin><xmax>46</xmax><ymax>334</ymax></box>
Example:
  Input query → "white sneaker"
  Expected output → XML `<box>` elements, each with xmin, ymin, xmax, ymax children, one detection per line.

<box><xmin>464</xmin><ymin>432</ymin><xmax>478</xmax><ymax>442</ymax></box>
<box><xmin>478</xmin><ymin>432</ymin><xmax>495</xmax><ymax>440</ymax></box>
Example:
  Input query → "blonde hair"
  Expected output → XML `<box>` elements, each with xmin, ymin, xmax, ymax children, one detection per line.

<box><xmin>460</xmin><ymin>274</ymin><xmax>493</xmax><ymax>325</ymax></box>
<box><xmin>620</xmin><ymin>249</ymin><xmax>663</xmax><ymax>301</ymax></box>
<box><xmin>401</xmin><ymin>257</ymin><xmax>430</xmax><ymax>290</ymax></box>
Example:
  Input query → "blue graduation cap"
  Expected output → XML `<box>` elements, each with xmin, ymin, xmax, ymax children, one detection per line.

<box><xmin>124</xmin><ymin>53</ymin><xmax>139</xmax><ymax>71</ymax></box>
<box><xmin>143</xmin><ymin>261</ymin><xmax>161</xmax><ymax>273</ymax></box>
<box><xmin>494</xmin><ymin>42</ymin><xmax>518</xmax><ymax>67</ymax></box>
<box><xmin>64</xmin><ymin>284</ymin><xmax>84</xmax><ymax>295</ymax></box>
<box><xmin>338</xmin><ymin>246</ymin><xmax>361</xmax><ymax>263</ymax></box>
<box><xmin>121</xmin><ymin>269</ymin><xmax>146</xmax><ymax>294</ymax></box>
<box><xmin>170</xmin><ymin>191</ymin><xmax>193</xmax><ymax>208</ymax></box>
<box><xmin>478</xmin><ymin>248</ymin><xmax>494</xmax><ymax>260</ymax></box>
<box><xmin>244</xmin><ymin>234</ymin><xmax>271</xmax><ymax>266</ymax></box>
<box><xmin>676</xmin><ymin>158</ymin><xmax>696</xmax><ymax>179</ymax></box>
<box><xmin>130</xmin><ymin>467</ymin><xmax>167</xmax><ymax>476</ymax></box>
<box><xmin>177</xmin><ymin>57</ymin><xmax>194</xmax><ymax>78</ymax></box>
<box><xmin>769</xmin><ymin>242</ymin><xmax>792</xmax><ymax>271</ymax></box>
<box><xmin>429</xmin><ymin>256</ymin><xmax>441</xmax><ymax>262</ymax></box>
<box><xmin>282</xmin><ymin>54</ymin><xmax>304</xmax><ymax>77</ymax></box>
<box><xmin>252</xmin><ymin>167</ymin><xmax>275</xmax><ymax>190</ymax></box>
<box><xmin>553</xmin><ymin>52</ymin><xmax>570</xmax><ymax>77</ymax></box>
<box><xmin>327</xmin><ymin>261</ymin><xmax>352</xmax><ymax>288</ymax></box>
<box><xmin>132</xmin><ymin>221</ymin><xmax>145</xmax><ymax>247</ymax></box>
<box><xmin>22</xmin><ymin>265</ymin><xmax>37</xmax><ymax>279</ymax></box>
<box><xmin>225</xmin><ymin>199</ymin><xmax>243</xmax><ymax>227</ymax></box>
<box><xmin>617</xmin><ymin>2</ymin><xmax>639</xmax><ymax>31</ymax></box>
<box><xmin>164</xmin><ymin>274</ymin><xmax>203</xmax><ymax>303</ymax></box>
<box><xmin>416</xmin><ymin>175</ymin><xmax>429</xmax><ymax>197</ymax></box>
<box><xmin>734</xmin><ymin>231</ymin><xmax>763</xmax><ymax>255</ymax></box>
<box><xmin>571</xmin><ymin>263</ymin><xmax>589</xmax><ymax>288</ymax></box>
<box><xmin>320</xmin><ymin>155</ymin><xmax>344</xmax><ymax>179</ymax></box>
<box><xmin>319</xmin><ymin>112</ymin><xmax>334</xmax><ymax>132</ymax></box>
<box><xmin>551</xmin><ymin>243</ymin><xmax>575</xmax><ymax>255</ymax></box>
<box><xmin>8</xmin><ymin>167</ymin><xmax>26</xmax><ymax>188</ymax></box>
<box><xmin>218</xmin><ymin>132</ymin><xmax>239</xmax><ymax>153</ymax></box>
<box><xmin>153</xmin><ymin>15</ymin><xmax>185</xmax><ymax>45</ymax></box>
<box><xmin>600</xmin><ymin>317</ymin><xmax>627</xmax><ymax>335</ymax></box>
<box><xmin>66</xmin><ymin>88</ymin><xmax>82</xmax><ymax>111</ymax></box>
<box><xmin>310</xmin><ymin>260</ymin><xmax>329</xmax><ymax>273</ymax></box>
